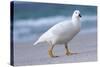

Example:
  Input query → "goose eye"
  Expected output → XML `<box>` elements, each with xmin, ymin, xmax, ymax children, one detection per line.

<box><xmin>75</xmin><ymin>12</ymin><xmax>77</xmax><ymax>14</ymax></box>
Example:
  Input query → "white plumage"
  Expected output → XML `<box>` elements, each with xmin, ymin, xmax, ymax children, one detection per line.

<box><xmin>33</xmin><ymin>10</ymin><xmax>82</xmax><ymax>57</ymax></box>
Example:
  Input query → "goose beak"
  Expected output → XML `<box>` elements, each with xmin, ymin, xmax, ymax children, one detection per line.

<box><xmin>79</xmin><ymin>14</ymin><xmax>82</xmax><ymax>17</ymax></box>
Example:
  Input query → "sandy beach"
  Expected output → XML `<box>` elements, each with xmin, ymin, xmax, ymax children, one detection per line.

<box><xmin>14</xmin><ymin>31</ymin><xmax>97</xmax><ymax>66</ymax></box>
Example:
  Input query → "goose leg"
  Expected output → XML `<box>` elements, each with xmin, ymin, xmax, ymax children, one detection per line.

<box><xmin>48</xmin><ymin>45</ymin><xmax>54</xmax><ymax>57</ymax></box>
<box><xmin>65</xmin><ymin>43</ymin><xmax>72</xmax><ymax>56</ymax></box>
<box><xmin>47</xmin><ymin>41</ymin><xmax>55</xmax><ymax>57</ymax></box>
<box><xmin>65</xmin><ymin>43</ymin><xmax>78</xmax><ymax>56</ymax></box>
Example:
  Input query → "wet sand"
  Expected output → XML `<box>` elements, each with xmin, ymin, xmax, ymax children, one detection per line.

<box><xmin>14</xmin><ymin>31</ymin><xmax>97</xmax><ymax>66</ymax></box>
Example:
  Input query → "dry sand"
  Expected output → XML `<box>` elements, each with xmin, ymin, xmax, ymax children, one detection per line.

<box><xmin>14</xmin><ymin>31</ymin><xmax>97</xmax><ymax>66</ymax></box>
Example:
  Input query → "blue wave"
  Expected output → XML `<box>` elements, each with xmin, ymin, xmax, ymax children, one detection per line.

<box><xmin>14</xmin><ymin>1</ymin><xmax>97</xmax><ymax>20</ymax></box>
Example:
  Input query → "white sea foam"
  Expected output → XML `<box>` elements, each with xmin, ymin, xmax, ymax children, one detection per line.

<box><xmin>14</xmin><ymin>16</ymin><xmax>67</xmax><ymax>27</ymax></box>
<box><xmin>14</xmin><ymin>15</ymin><xmax>96</xmax><ymax>27</ymax></box>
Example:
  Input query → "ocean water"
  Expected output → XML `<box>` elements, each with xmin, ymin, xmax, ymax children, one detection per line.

<box><xmin>13</xmin><ymin>1</ymin><xmax>97</xmax><ymax>42</ymax></box>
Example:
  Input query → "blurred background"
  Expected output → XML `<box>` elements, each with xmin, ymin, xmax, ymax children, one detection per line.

<box><xmin>13</xmin><ymin>1</ymin><xmax>97</xmax><ymax>43</ymax></box>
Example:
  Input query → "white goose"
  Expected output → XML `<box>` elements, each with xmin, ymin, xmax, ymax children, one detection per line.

<box><xmin>33</xmin><ymin>10</ymin><xmax>82</xmax><ymax>57</ymax></box>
